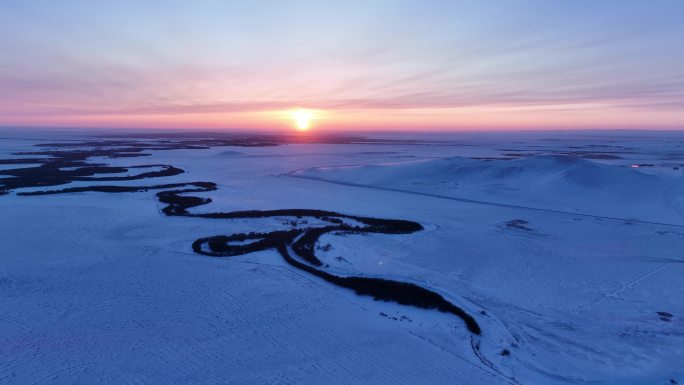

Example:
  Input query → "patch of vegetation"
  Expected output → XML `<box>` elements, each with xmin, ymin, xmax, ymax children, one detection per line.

<box><xmin>4</xmin><ymin>137</ymin><xmax>480</xmax><ymax>336</ymax></box>
<box><xmin>506</xmin><ymin>219</ymin><xmax>533</xmax><ymax>231</ymax></box>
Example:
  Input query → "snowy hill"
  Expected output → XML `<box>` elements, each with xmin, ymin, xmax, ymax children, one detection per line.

<box><xmin>296</xmin><ymin>155</ymin><xmax>683</xmax><ymax>224</ymax></box>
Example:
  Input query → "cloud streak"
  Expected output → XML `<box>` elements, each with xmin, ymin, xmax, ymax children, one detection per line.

<box><xmin>1</xmin><ymin>0</ymin><xmax>683</xmax><ymax>129</ymax></box>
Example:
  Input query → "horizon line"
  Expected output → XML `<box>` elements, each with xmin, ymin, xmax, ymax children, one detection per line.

<box><xmin>2</xmin><ymin>125</ymin><xmax>684</xmax><ymax>135</ymax></box>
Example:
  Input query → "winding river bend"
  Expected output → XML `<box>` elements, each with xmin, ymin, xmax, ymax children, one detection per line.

<box><xmin>1</xmin><ymin>136</ymin><xmax>481</xmax><ymax>335</ymax></box>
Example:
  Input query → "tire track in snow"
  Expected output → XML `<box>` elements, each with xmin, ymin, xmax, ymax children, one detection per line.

<box><xmin>283</xmin><ymin>173</ymin><xmax>684</xmax><ymax>228</ymax></box>
<box><xmin>584</xmin><ymin>260</ymin><xmax>674</xmax><ymax>307</ymax></box>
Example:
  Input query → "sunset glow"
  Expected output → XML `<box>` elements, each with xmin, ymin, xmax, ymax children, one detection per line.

<box><xmin>1</xmin><ymin>1</ymin><xmax>683</xmax><ymax>131</ymax></box>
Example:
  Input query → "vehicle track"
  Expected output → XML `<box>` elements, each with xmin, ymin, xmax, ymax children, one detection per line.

<box><xmin>284</xmin><ymin>173</ymin><xmax>684</xmax><ymax>228</ymax></box>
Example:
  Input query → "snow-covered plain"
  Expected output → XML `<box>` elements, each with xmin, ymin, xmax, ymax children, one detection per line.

<box><xmin>1</xmin><ymin>130</ymin><xmax>683</xmax><ymax>384</ymax></box>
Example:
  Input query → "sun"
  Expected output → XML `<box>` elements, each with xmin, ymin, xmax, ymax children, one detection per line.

<box><xmin>291</xmin><ymin>109</ymin><xmax>313</xmax><ymax>131</ymax></box>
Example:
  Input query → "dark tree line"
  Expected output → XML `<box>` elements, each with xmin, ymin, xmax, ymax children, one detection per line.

<box><xmin>2</xmin><ymin>137</ymin><xmax>482</xmax><ymax>336</ymax></box>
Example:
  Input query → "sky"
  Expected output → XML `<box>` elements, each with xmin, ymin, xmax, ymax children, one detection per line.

<box><xmin>1</xmin><ymin>0</ymin><xmax>683</xmax><ymax>131</ymax></box>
